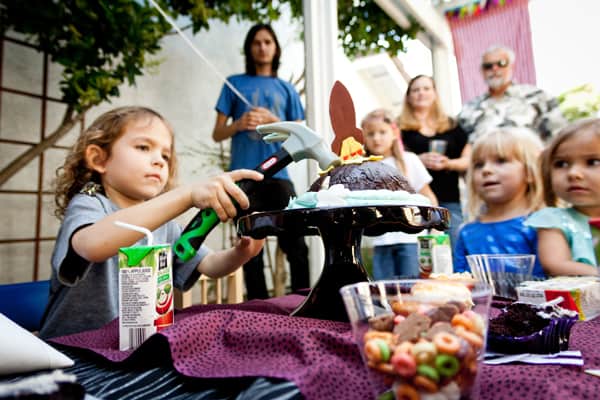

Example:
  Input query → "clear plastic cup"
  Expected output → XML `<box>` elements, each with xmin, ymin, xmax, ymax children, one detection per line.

<box><xmin>340</xmin><ymin>280</ymin><xmax>492</xmax><ymax>399</ymax></box>
<box><xmin>466</xmin><ymin>254</ymin><xmax>535</xmax><ymax>300</ymax></box>
<box><xmin>429</xmin><ymin>139</ymin><xmax>447</xmax><ymax>154</ymax></box>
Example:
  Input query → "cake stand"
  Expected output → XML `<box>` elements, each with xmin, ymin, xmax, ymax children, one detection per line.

<box><xmin>237</xmin><ymin>205</ymin><xmax>451</xmax><ymax>322</ymax></box>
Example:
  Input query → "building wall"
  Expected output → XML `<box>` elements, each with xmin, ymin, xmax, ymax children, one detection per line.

<box><xmin>0</xmin><ymin>14</ymin><xmax>308</xmax><ymax>286</ymax></box>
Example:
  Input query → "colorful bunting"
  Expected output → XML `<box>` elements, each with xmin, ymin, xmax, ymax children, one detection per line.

<box><xmin>445</xmin><ymin>0</ymin><xmax>512</xmax><ymax>19</ymax></box>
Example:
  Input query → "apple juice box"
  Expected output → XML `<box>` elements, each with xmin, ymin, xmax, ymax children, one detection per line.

<box><xmin>118</xmin><ymin>244</ymin><xmax>174</xmax><ymax>351</ymax></box>
<box><xmin>417</xmin><ymin>234</ymin><xmax>453</xmax><ymax>278</ymax></box>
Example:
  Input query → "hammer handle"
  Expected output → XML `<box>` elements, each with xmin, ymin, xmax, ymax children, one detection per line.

<box><xmin>174</xmin><ymin>149</ymin><xmax>293</xmax><ymax>262</ymax></box>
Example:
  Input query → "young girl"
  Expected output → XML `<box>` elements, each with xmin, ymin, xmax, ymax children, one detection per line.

<box><xmin>526</xmin><ymin>118</ymin><xmax>600</xmax><ymax>276</ymax></box>
<box><xmin>361</xmin><ymin>109</ymin><xmax>438</xmax><ymax>279</ymax></box>
<box><xmin>39</xmin><ymin>106</ymin><xmax>264</xmax><ymax>339</ymax></box>
<box><xmin>453</xmin><ymin>128</ymin><xmax>546</xmax><ymax>277</ymax></box>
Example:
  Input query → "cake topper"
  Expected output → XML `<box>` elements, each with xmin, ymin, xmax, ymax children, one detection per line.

<box><xmin>327</xmin><ymin>81</ymin><xmax>381</xmax><ymax>168</ymax></box>
<box><xmin>329</xmin><ymin>81</ymin><xmax>364</xmax><ymax>155</ymax></box>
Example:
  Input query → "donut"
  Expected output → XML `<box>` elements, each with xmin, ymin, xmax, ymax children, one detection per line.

<box><xmin>412</xmin><ymin>340</ymin><xmax>437</xmax><ymax>364</ymax></box>
<box><xmin>451</xmin><ymin>313</ymin><xmax>474</xmax><ymax>331</ymax></box>
<box><xmin>391</xmin><ymin>352</ymin><xmax>417</xmax><ymax>377</ymax></box>
<box><xmin>365</xmin><ymin>338</ymin><xmax>391</xmax><ymax>363</ymax></box>
<box><xmin>432</xmin><ymin>331</ymin><xmax>460</xmax><ymax>355</ymax></box>
<box><xmin>395</xmin><ymin>383</ymin><xmax>419</xmax><ymax>400</ymax></box>
<box><xmin>455</xmin><ymin>326</ymin><xmax>484</xmax><ymax>349</ymax></box>
<box><xmin>413</xmin><ymin>375</ymin><xmax>439</xmax><ymax>393</ymax></box>
<box><xmin>417</xmin><ymin>364</ymin><xmax>440</xmax><ymax>383</ymax></box>
<box><xmin>395</xmin><ymin>340</ymin><xmax>414</xmax><ymax>355</ymax></box>
<box><xmin>435</xmin><ymin>354</ymin><xmax>460</xmax><ymax>378</ymax></box>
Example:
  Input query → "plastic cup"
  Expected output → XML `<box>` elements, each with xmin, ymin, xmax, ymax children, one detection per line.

<box><xmin>429</xmin><ymin>139</ymin><xmax>447</xmax><ymax>154</ymax></box>
<box><xmin>340</xmin><ymin>280</ymin><xmax>492</xmax><ymax>399</ymax></box>
<box><xmin>466</xmin><ymin>254</ymin><xmax>535</xmax><ymax>300</ymax></box>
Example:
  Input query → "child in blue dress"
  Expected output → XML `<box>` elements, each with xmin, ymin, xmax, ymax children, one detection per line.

<box><xmin>526</xmin><ymin>118</ymin><xmax>600</xmax><ymax>276</ymax></box>
<box><xmin>454</xmin><ymin>128</ymin><xmax>546</xmax><ymax>277</ymax></box>
<box><xmin>40</xmin><ymin>106</ymin><xmax>264</xmax><ymax>338</ymax></box>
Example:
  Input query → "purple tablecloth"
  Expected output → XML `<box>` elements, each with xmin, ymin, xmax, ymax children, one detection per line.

<box><xmin>51</xmin><ymin>295</ymin><xmax>600</xmax><ymax>400</ymax></box>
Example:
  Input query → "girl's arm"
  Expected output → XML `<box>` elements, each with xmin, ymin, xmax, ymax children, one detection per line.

<box><xmin>537</xmin><ymin>228</ymin><xmax>599</xmax><ymax>276</ymax></box>
<box><xmin>197</xmin><ymin>236</ymin><xmax>265</xmax><ymax>278</ymax></box>
<box><xmin>418</xmin><ymin>184</ymin><xmax>438</xmax><ymax>206</ymax></box>
<box><xmin>72</xmin><ymin>170</ymin><xmax>263</xmax><ymax>263</ymax></box>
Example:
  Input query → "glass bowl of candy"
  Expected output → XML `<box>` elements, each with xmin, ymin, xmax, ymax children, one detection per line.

<box><xmin>487</xmin><ymin>301</ymin><xmax>578</xmax><ymax>354</ymax></box>
<box><xmin>340</xmin><ymin>280</ymin><xmax>492</xmax><ymax>400</ymax></box>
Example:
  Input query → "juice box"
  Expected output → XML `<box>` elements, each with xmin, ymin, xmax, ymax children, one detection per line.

<box><xmin>118</xmin><ymin>244</ymin><xmax>174</xmax><ymax>351</ymax></box>
<box><xmin>589</xmin><ymin>218</ymin><xmax>600</xmax><ymax>264</ymax></box>
<box><xmin>417</xmin><ymin>234</ymin><xmax>453</xmax><ymax>278</ymax></box>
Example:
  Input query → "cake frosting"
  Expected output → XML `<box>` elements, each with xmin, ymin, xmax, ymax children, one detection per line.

<box><xmin>286</xmin><ymin>184</ymin><xmax>431</xmax><ymax>209</ymax></box>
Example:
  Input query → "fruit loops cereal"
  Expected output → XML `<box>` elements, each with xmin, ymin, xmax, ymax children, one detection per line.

<box><xmin>362</xmin><ymin>297</ymin><xmax>485</xmax><ymax>400</ymax></box>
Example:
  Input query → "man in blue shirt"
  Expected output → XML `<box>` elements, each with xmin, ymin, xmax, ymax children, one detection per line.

<box><xmin>213</xmin><ymin>24</ymin><xmax>309</xmax><ymax>299</ymax></box>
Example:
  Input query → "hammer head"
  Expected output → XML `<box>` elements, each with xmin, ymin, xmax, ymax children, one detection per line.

<box><xmin>256</xmin><ymin>122</ymin><xmax>340</xmax><ymax>170</ymax></box>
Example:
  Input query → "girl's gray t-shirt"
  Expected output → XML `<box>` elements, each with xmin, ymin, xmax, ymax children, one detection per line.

<box><xmin>39</xmin><ymin>192</ymin><xmax>208</xmax><ymax>339</ymax></box>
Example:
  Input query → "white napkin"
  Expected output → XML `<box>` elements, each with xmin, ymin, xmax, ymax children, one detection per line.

<box><xmin>484</xmin><ymin>350</ymin><xmax>583</xmax><ymax>366</ymax></box>
<box><xmin>0</xmin><ymin>314</ymin><xmax>74</xmax><ymax>375</ymax></box>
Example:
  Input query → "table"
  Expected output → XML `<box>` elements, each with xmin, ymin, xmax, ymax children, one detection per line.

<box><xmin>45</xmin><ymin>295</ymin><xmax>600</xmax><ymax>400</ymax></box>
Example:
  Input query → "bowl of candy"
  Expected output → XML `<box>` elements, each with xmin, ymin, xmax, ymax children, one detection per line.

<box><xmin>487</xmin><ymin>299</ymin><xmax>578</xmax><ymax>354</ymax></box>
<box><xmin>340</xmin><ymin>280</ymin><xmax>492</xmax><ymax>399</ymax></box>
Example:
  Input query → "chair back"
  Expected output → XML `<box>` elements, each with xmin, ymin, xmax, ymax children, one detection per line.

<box><xmin>0</xmin><ymin>280</ymin><xmax>50</xmax><ymax>331</ymax></box>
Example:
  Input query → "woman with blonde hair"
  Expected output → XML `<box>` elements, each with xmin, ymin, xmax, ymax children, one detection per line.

<box><xmin>399</xmin><ymin>75</ymin><xmax>471</xmax><ymax>248</ymax></box>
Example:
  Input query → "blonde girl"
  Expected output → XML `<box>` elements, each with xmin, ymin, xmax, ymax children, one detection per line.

<box><xmin>40</xmin><ymin>106</ymin><xmax>264</xmax><ymax>338</ymax></box>
<box><xmin>526</xmin><ymin>118</ymin><xmax>600</xmax><ymax>276</ymax></box>
<box><xmin>361</xmin><ymin>109</ymin><xmax>437</xmax><ymax>279</ymax></box>
<box><xmin>453</xmin><ymin>128</ymin><xmax>546</xmax><ymax>277</ymax></box>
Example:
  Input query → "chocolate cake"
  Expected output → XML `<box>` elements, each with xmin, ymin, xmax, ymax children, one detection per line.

<box><xmin>487</xmin><ymin>302</ymin><xmax>578</xmax><ymax>354</ymax></box>
<box><xmin>309</xmin><ymin>160</ymin><xmax>415</xmax><ymax>192</ymax></box>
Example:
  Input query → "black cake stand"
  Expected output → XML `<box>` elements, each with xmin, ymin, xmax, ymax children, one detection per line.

<box><xmin>237</xmin><ymin>205</ymin><xmax>451</xmax><ymax>322</ymax></box>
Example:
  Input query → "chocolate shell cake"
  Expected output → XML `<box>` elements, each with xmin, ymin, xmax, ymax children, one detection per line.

<box><xmin>308</xmin><ymin>160</ymin><xmax>415</xmax><ymax>193</ymax></box>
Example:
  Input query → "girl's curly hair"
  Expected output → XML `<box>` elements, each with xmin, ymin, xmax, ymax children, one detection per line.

<box><xmin>54</xmin><ymin>106</ymin><xmax>178</xmax><ymax>219</ymax></box>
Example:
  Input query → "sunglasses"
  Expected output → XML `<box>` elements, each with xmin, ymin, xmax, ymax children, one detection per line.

<box><xmin>482</xmin><ymin>59</ymin><xmax>509</xmax><ymax>70</ymax></box>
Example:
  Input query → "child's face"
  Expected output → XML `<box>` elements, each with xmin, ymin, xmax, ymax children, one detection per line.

<box><xmin>471</xmin><ymin>151</ymin><xmax>529</xmax><ymax>208</ymax></box>
<box><xmin>97</xmin><ymin>116</ymin><xmax>172</xmax><ymax>208</ymax></box>
<box><xmin>551</xmin><ymin>130</ymin><xmax>600</xmax><ymax>216</ymax></box>
<box><xmin>363</xmin><ymin>119</ymin><xmax>396</xmax><ymax>157</ymax></box>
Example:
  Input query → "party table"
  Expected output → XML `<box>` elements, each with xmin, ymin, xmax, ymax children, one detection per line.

<box><xmin>36</xmin><ymin>295</ymin><xmax>600</xmax><ymax>399</ymax></box>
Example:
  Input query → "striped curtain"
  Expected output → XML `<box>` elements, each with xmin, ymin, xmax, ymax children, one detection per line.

<box><xmin>449</xmin><ymin>0</ymin><xmax>536</xmax><ymax>103</ymax></box>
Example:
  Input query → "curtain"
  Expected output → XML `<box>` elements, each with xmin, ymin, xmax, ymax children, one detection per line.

<box><xmin>449</xmin><ymin>0</ymin><xmax>536</xmax><ymax>103</ymax></box>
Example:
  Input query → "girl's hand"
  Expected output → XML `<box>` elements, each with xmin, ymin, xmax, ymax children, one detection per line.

<box><xmin>190</xmin><ymin>170</ymin><xmax>263</xmax><ymax>221</ymax></box>
<box><xmin>233</xmin><ymin>236</ymin><xmax>265</xmax><ymax>262</ymax></box>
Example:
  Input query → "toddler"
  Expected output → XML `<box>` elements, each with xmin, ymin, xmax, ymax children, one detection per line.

<box><xmin>39</xmin><ymin>106</ymin><xmax>264</xmax><ymax>338</ymax></box>
<box><xmin>362</xmin><ymin>109</ymin><xmax>437</xmax><ymax>279</ymax></box>
<box><xmin>526</xmin><ymin>118</ymin><xmax>600</xmax><ymax>276</ymax></box>
<box><xmin>454</xmin><ymin>128</ymin><xmax>546</xmax><ymax>277</ymax></box>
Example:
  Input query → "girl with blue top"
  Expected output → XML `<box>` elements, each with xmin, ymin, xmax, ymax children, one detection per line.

<box><xmin>526</xmin><ymin>118</ymin><xmax>600</xmax><ymax>276</ymax></box>
<box><xmin>454</xmin><ymin>128</ymin><xmax>546</xmax><ymax>277</ymax></box>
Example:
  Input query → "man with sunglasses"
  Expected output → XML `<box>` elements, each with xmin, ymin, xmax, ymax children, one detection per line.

<box><xmin>458</xmin><ymin>45</ymin><xmax>566</xmax><ymax>144</ymax></box>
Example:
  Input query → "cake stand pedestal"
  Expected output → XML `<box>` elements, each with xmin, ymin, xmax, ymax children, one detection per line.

<box><xmin>237</xmin><ymin>205</ymin><xmax>450</xmax><ymax>322</ymax></box>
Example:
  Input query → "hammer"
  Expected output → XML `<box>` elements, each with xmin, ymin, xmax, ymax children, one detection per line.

<box><xmin>174</xmin><ymin>121</ymin><xmax>340</xmax><ymax>261</ymax></box>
